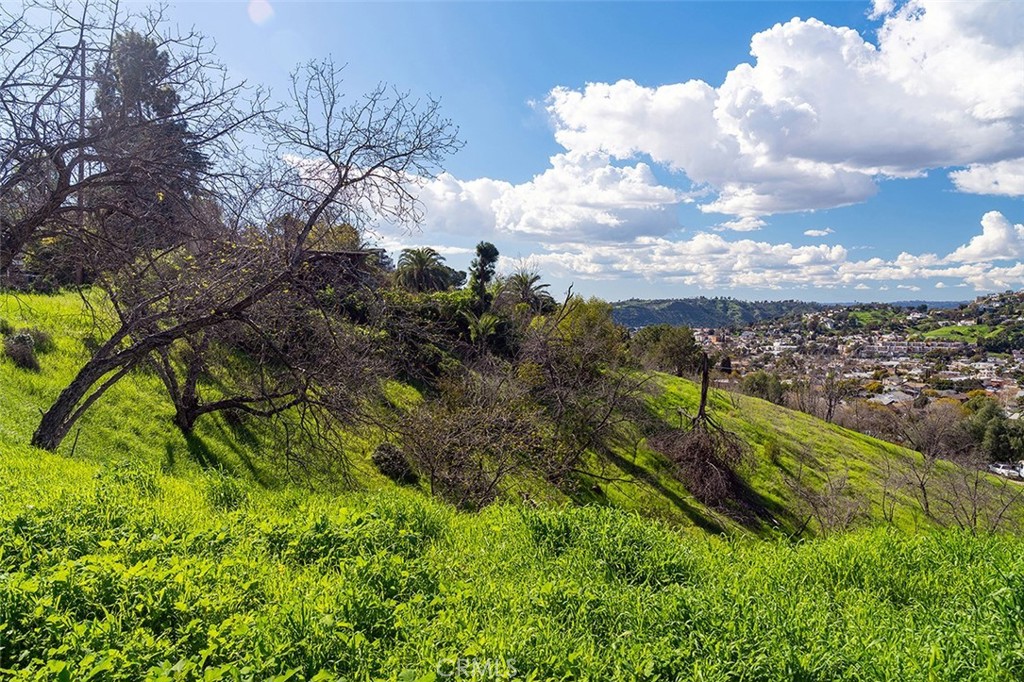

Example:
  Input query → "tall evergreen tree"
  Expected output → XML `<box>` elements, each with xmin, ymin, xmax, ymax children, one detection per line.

<box><xmin>469</xmin><ymin>241</ymin><xmax>499</xmax><ymax>312</ymax></box>
<box><xmin>90</xmin><ymin>31</ymin><xmax>208</xmax><ymax>252</ymax></box>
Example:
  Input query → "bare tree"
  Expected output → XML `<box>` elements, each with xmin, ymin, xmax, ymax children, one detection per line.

<box><xmin>934</xmin><ymin>457</ymin><xmax>1024</xmax><ymax>534</ymax></box>
<box><xmin>398</xmin><ymin>365</ymin><xmax>543</xmax><ymax>510</ymax></box>
<box><xmin>820</xmin><ymin>370</ymin><xmax>857</xmax><ymax>423</ymax></box>
<box><xmin>877</xmin><ymin>450</ymin><xmax>904</xmax><ymax>526</ymax></box>
<box><xmin>151</xmin><ymin>279</ymin><xmax>387</xmax><ymax>439</ymax></box>
<box><xmin>867</xmin><ymin>399</ymin><xmax>973</xmax><ymax>520</ymax></box>
<box><xmin>894</xmin><ymin>399</ymin><xmax>972</xmax><ymax>460</ymax></box>
<box><xmin>649</xmin><ymin>353</ymin><xmax>749</xmax><ymax>509</ymax></box>
<box><xmin>29</xmin><ymin>56</ymin><xmax>460</xmax><ymax>450</ymax></box>
<box><xmin>787</xmin><ymin>460</ymin><xmax>866</xmax><ymax>537</ymax></box>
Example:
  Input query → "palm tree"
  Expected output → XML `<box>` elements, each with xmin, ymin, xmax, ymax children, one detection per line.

<box><xmin>503</xmin><ymin>270</ymin><xmax>556</xmax><ymax>312</ymax></box>
<box><xmin>462</xmin><ymin>310</ymin><xmax>500</xmax><ymax>350</ymax></box>
<box><xmin>395</xmin><ymin>247</ymin><xmax>450</xmax><ymax>292</ymax></box>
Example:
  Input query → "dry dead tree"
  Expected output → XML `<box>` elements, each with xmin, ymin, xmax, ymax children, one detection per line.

<box><xmin>650</xmin><ymin>353</ymin><xmax>748</xmax><ymax>507</ymax></box>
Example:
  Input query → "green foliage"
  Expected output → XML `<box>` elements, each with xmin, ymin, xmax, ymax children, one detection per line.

<box><xmin>741</xmin><ymin>370</ymin><xmax>786</xmax><ymax>405</ymax></box>
<box><xmin>22</xmin><ymin>235</ymin><xmax>93</xmax><ymax>290</ymax></box>
<box><xmin>91</xmin><ymin>31</ymin><xmax>208</xmax><ymax>251</ymax></box>
<box><xmin>629</xmin><ymin>323</ymin><xmax>700</xmax><ymax>376</ymax></box>
<box><xmin>461</xmin><ymin>310</ymin><xmax>499</xmax><ymax>349</ymax></box>
<box><xmin>468</xmin><ymin>241</ymin><xmax>499</xmax><ymax>311</ymax></box>
<box><xmin>547</xmin><ymin>296</ymin><xmax>626</xmax><ymax>368</ymax></box>
<box><xmin>379</xmin><ymin>287</ymin><xmax>475</xmax><ymax>382</ymax></box>
<box><xmin>497</xmin><ymin>270</ymin><xmax>555</xmax><ymax>314</ymax></box>
<box><xmin>961</xmin><ymin>395</ymin><xmax>1024</xmax><ymax>463</ymax></box>
<box><xmin>395</xmin><ymin>247</ymin><xmax>464</xmax><ymax>293</ymax></box>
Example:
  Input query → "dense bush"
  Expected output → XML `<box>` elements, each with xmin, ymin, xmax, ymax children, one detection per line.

<box><xmin>22</xmin><ymin>326</ymin><xmax>54</xmax><ymax>353</ymax></box>
<box><xmin>3</xmin><ymin>332</ymin><xmax>39</xmax><ymax>370</ymax></box>
<box><xmin>372</xmin><ymin>442</ymin><xmax>418</xmax><ymax>484</ymax></box>
<box><xmin>741</xmin><ymin>369</ymin><xmax>787</xmax><ymax>404</ymax></box>
<box><xmin>629</xmin><ymin>323</ymin><xmax>701</xmax><ymax>376</ymax></box>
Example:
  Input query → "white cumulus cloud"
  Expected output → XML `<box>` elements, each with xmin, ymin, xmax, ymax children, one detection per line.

<box><xmin>716</xmin><ymin>216</ymin><xmax>766</xmax><ymax>232</ymax></box>
<box><xmin>946</xmin><ymin>211</ymin><xmax>1024</xmax><ymax>263</ymax></box>
<box><xmin>416</xmin><ymin>152</ymin><xmax>685</xmax><ymax>243</ymax></box>
<box><xmin>540</xmin><ymin>0</ymin><xmax>1024</xmax><ymax>221</ymax></box>
<box><xmin>950</xmin><ymin>159</ymin><xmax>1024</xmax><ymax>196</ymax></box>
<box><xmin>511</xmin><ymin>210</ymin><xmax>1024</xmax><ymax>293</ymax></box>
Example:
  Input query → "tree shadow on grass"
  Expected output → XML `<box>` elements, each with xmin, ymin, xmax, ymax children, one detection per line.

<box><xmin>182</xmin><ymin>432</ymin><xmax>236</xmax><ymax>476</ymax></box>
<box><xmin>594</xmin><ymin>443</ymin><xmax>728</xmax><ymax>535</ymax></box>
<box><xmin>641</xmin><ymin>429</ymin><xmax>805</xmax><ymax>537</ymax></box>
<box><xmin>714</xmin><ymin>468</ymin><xmax>795</xmax><ymax>534</ymax></box>
<box><xmin>206</xmin><ymin>417</ymin><xmax>275</xmax><ymax>487</ymax></box>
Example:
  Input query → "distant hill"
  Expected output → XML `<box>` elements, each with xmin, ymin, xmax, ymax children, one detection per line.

<box><xmin>887</xmin><ymin>300</ymin><xmax>967</xmax><ymax>310</ymax></box>
<box><xmin>612</xmin><ymin>297</ymin><xmax>827</xmax><ymax>329</ymax></box>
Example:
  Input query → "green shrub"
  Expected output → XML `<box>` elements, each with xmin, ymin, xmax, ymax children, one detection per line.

<box><xmin>0</xmin><ymin>317</ymin><xmax>11</xmax><ymax>335</ymax></box>
<box><xmin>3</xmin><ymin>331</ymin><xmax>39</xmax><ymax>370</ymax></box>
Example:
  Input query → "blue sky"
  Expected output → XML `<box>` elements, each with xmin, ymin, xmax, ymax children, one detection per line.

<box><xmin>164</xmin><ymin>0</ymin><xmax>1023</xmax><ymax>303</ymax></box>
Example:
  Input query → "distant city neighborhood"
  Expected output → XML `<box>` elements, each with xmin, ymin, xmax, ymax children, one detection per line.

<box><xmin>694</xmin><ymin>294</ymin><xmax>1024</xmax><ymax>414</ymax></box>
<box><xmin>617</xmin><ymin>291</ymin><xmax>1024</xmax><ymax>471</ymax></box>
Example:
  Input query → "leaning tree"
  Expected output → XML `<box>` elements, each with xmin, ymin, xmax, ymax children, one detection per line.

<box><xmin>26</xmin><ymin>34</ymin><xmax>460</xmax><ymax>450</ymax></box>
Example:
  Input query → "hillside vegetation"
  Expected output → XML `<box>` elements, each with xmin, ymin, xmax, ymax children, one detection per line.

<box><xmin>3</xmin><ymin>291</ymin><xmax>1017</xmax><ymax>537</ymax></box>
<box><xmin>3</xmin><ymin>458</ymin><xmax>1024</xmax><ymax>681</ymax></box>
<box><xmin>3</xmin><ymin>292</ymin><xmax>1024</xmax><ymax>679</ymax></box>
<box><xmin>5</xmin><ymin>5</ymin><xmax>1024</xmax><ymax>679</ymax></box>
<box><xmin>612</xmin><ymin>297</ymin><xmax>826</xmax><ymax>329</ymax></box>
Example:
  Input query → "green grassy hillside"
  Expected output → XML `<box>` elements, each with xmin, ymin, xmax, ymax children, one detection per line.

<box><xmin>3</xmin><ymin>464</ymin><xmax>1024</xmax><ymax>680</ymax></box>
<box><xmin>0</xmin><ymin>291</ymin><xmax>1015</xmax><ymax>536</ymax></box>
<box><xmin>921</xmin><ymin>324</ymin><xmax>996</xmax><ymax>342</ymax></box>
<box><xmin>3</xmin><ymin>292</ymin><xmax>1024</xmax><ymax>679</ymax></box>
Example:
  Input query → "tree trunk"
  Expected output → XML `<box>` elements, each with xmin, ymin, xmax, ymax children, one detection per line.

<box><xmin>173</xmin><ymin>404</ymin><xmax>198</xmax><ymax>434</ymax></box>
<box><xmin>31</xmin><ymin>353</ymin><xmax>128</xmax><ymax>450</ymax></box>
<box><xmin>696</xmin><ymin>353</ymin><xmax>710</xmax><ymax>422</ymax></box>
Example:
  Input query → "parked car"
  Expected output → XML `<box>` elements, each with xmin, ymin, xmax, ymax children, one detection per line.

<box><xmin>987</xmin><ymin>463</ymin><xmax>1022</xmax><ymax>479</ymax></box>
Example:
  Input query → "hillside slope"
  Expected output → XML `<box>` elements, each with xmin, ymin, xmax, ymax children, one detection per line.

<box><xmin>611</xmin><ymin>297</ymin><xmax>825</xmax><ymax>329</ymax></box>
<box><xmin>3</xmin><ymin>292</ymin><xmax>1024</xmax><ymax>680</ymax></box>
<box><xmin>1</xmin><ymin>291</ymin><xmax>1015</xmax><ymax>538</ymax></box>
